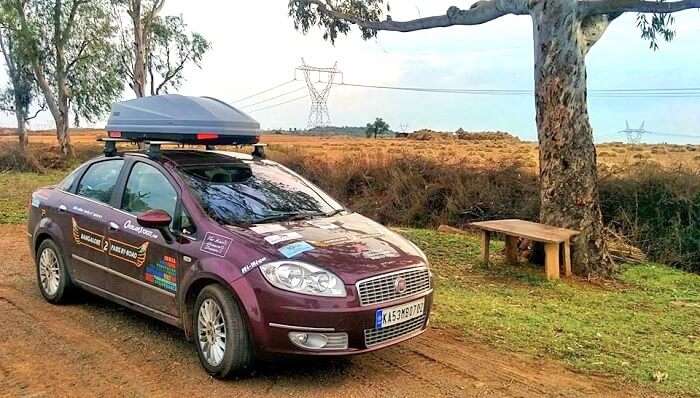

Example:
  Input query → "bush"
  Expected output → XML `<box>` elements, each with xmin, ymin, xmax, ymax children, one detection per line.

<box><xmin>600</xmin><ymin>165</ymin><xmax>700</xmax><ymax>272</ymax></box>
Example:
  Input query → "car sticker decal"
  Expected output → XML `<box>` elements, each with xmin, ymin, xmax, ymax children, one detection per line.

<box><xmin>107</xmin><ymin>238</ymin><xmax>149</xmax><ymax>268</ymax></box>
<box><xmin>200</xmin><ymin>232</ymin><xmax>232</xmax><ymax>257</ymax></box>
<box><xmin>306</xmin><ymin>220</ymin><xmax>340</xmax><ymax>230</ymax></box>
<box><xmin>264</xmin><ymin>231</ymin><xmax>302</xmax><ymax>245</ymax></box>
<box><xmin>71</xmin><ymin>205</ymin><xmax>103</xmax><ymax>220</ymax></box>
<box><xmin>362</xmin><ymin>248</ymin><xmax>400</xmax><ymax>260</ymax></box>
<box><xmin>250</xmin><ymin>224</ymin><xmax>287</xmax><ymax>234</ymax></box>
<box><xmin>145</xmin><ymin>255</ymin><xmax>177</xmax><ymax>292</ymax></box>
<box><xmin>72</xmin><ymin>218</ymin><xmax>149</xmax><ymax>267</ymax></box>
<box><xmin>123</xmin><ymin>219</ymin><xmax>159</xmax><ymax>239</ymax></box>
<box><xmin>72</xmin><ymin>218</ymin><xmax>106</xmax><ymax>251</ymax></box>
<box><xmin>278</xmin><ymin>241</ymin><xmax>314</xmax><ymax>258</ymax></box>
<box><xmin>241</xmin><ymin>256</ymin><xmax>268</xmax><ymax>275</ymax></box>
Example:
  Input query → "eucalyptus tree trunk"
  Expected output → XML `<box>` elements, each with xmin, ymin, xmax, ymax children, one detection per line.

<box><xmin>14</xmin><ymin>105</ymin><xmax>28</xmax><ymax>149</ymax></box>
<box><xmin>130</xmin><ymin>0</ymin><xmax>147</xmax><ymax>97</ymax></box>
<box><xmin>531</xmin><ymin>0</ymin><xmax>613</xmax><ymax>275</ymax></box>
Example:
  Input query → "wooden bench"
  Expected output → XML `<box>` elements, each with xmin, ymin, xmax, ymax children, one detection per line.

<box><xmin>470</xmin><ymin>219</ymin><xmax>580</xmax><ymax>280</ymax></box>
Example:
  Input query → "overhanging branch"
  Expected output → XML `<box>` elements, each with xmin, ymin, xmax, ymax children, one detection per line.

<box><xmin>303</xmin><ymin>0</ymin><xmax>529</xmax><ymax>32</ymax></box>
<box><xmin>580</xmin><ymin>0</ymin><xmax>700</xmax><ymax>16</ymax></box>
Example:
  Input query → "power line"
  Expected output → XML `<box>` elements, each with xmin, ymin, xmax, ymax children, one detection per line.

<box><xmin>233</xmin><ymin>79</ymin><xmax>296</xmax><ymax>103</ymax></box>
<box><xmin>247</xmin><ymin>94</ymin><xmax>309</xmax><ymax>113</ymax></box>
<box><xmin>330</xmin><ymin>81</ymin><xmax>700</xmax><ymax>98</ymax></box>
<box><xmin>239</xmin><ymin>85</ymin><xmax>307</xmax><ymax>109</ymax></box>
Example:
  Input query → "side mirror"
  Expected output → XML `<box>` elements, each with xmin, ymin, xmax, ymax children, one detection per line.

<box><xmin>137</xmin><ymin>209</ymin><xmax>172</xmax><ymax>229</ymax></box>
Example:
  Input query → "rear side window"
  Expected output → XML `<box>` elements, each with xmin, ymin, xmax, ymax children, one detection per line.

<box><xmin>122</xmin><ymin>162</ymin><xmax>177</xmax><ymax>218</ymax></box>
<box><xmin>76</xmin><ymin>160</ymin><xmax>124</xmax><ymax>204</ymax></box>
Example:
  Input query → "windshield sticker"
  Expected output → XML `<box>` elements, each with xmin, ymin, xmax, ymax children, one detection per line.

<box><xmin>279</xmin><ymin>241</ymin><xmax>314</xmax><ymax>258</ymax></box>
<box><xmin>264</xmin><ymin>232</ymin><xmax>303</xmax><ymax>245</ymax></box>
<box><xmin>250</xmin><ymin>224</ymin><xmax>287</xmax><ymax>234</ymax></box>
<box><xmin>72</xmin><ymin>218</ymin><xmax>106</xmax><ymax>251</ymax></box>
<box><xmin>241</xmin><ymin>256</ymin><xmax>268</xmax><ymax>275</ymax></box>
<box><xmin>306</xmin><ymin>220</ymin><xmax>340</xmax><ymax>230</ymax></box>
<box><xmin>200</xmin><ymin>232</ymin><xmax>232</xmax><ymax>257</ymax></box>
<box><xmin>145</xmin><ymin>255</ymin><xmax>177</xmax><ymax>292</ymax></box>
<box><xmin>72</xmin><ymin>205</ymin><xmax>103</xmax><ymax>220</ymax></box>
<box><xmin>124</xmin><ymin>219</ymin><xmax>159</xmax><ymax>239</ymax></box>
<box><xmin>108</xmin><ymin>238</ymin><xmax>149</xmax><ymax>267</ymax></box>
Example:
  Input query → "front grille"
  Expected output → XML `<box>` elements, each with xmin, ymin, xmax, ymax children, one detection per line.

<box><xmin>364</xmin><ymin>316</ymin><xmax>426</xmax><ymax>347</ymax></box>
<box><xmin>356</xmin><ymin>267</ymin><xmax>430</xmax><ymax>306</ymax></box>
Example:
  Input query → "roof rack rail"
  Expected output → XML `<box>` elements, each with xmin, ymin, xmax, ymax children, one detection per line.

<box><xmin>99</xmin><ymin>138</ymin><xmax>131</xmax><ymax>157</ymax></box>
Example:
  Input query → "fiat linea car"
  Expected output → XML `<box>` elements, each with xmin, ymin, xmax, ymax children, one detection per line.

<box><xmin>27</xmin><ymin>95</ymin><xmax>433</xmax><ymax>378</ymax></box>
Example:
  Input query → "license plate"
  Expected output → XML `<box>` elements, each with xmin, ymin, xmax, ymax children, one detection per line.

<box><xmin>375</xmin><ymin>298</ymin><xmax>425</xmax><ymax>329</ymax></box>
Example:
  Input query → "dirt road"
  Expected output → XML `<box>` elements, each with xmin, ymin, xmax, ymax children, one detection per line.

<box><xmin>0</xmin><ymin>225</ymin><xmax>656</xmax><ymax>398</ymax></box>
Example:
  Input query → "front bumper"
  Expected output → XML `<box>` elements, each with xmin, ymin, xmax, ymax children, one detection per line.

<box><xmin>235</xmin><ymin>272</ymin><xmax>433</xmax><ymax>356</ymax></box>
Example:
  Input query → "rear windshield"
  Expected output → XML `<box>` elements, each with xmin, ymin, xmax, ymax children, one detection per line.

<box><xmin>179</xmin><ymin>162</ymin><xmax>342</xmax><ymax>225</ymax></box>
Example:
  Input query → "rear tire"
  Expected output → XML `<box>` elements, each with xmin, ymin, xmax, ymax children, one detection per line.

<box><xmin>194</xmin><ymin>284</ymin><xmax>253</xmax><ymax>378</ymax></box>
<box><xmin>36</xmin><ymin>239</ymin><xmax>73</xmax><ymax>304</ymax></box>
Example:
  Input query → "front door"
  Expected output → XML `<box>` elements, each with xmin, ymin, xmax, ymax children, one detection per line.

<box><xmin>66</xmin><ymin>159</ymin><xmax>125</xmax><ymax>289</ymax></box>
<box><xmin>104</xmin><ymin>161</ymin><xmax>181</xmax><ymax>317</ymax></box>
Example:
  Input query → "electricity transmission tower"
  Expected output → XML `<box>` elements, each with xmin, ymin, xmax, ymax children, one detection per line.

<box><xmin>619</xmin><ymin>120</ymin><xmax>647</xmax><ymax>144</ymax></box>
<box><xmin>296</xmin><ymin>59</ymin><xmax>342</xmax><ymax>129</ymax></box>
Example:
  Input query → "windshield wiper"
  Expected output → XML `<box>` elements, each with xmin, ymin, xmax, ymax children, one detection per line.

<box><xmin>325</xmin><ymin>209</ymin><xmax>345</xmax><ymax>217</ymax></box>
<box><xmin>254</xmin><ymin>211</ymin><xmax>326</xmax><ymax>224</ymax></box>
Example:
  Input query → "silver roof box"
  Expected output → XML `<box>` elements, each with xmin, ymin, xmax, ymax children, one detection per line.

<box><xmin>105</xmin><ymin>95</ymin><xmax>260</xmax><ymax>145</ymax></box>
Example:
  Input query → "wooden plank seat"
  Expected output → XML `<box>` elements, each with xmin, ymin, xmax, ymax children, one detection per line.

<box><xmin>470</xmin><ymin>219</ymin><xmax>580</xmax><ymax>280</ymax></box>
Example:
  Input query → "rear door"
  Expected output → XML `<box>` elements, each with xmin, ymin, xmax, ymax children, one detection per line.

<box><xmin>65</xmin><ymin>159</ymin><xmax>125</xmax><ymax>289</ymax></box>
<box><xmin>103</xmin><ymin>160</ymin><xmax>182</xmax><ymax>317</ymax></box>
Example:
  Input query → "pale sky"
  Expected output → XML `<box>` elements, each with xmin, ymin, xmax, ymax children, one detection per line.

<box><xmin>3</xmin><ymin>1</ymin><xmax>700</xmax><ymax>143</ymax></box>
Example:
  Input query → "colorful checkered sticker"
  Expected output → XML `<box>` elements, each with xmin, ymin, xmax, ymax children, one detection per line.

<box><xmin>145</xmin><ymin>255</ymin><xmax>177</xmax><ymax>292</ymax></box>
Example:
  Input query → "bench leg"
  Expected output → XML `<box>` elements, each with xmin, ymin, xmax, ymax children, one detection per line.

<box><xmin>505</xmin><ymin>236</ymin><xmax>518</xmax><ymax>264</ymax></box>
<box><xmin>563</xmin><ymin>240</ymin><xmax>572</xmax><ymax>277</ymax></box>
<box><xmin>480</xmin><ymin>231</ymin><xmax>490</xmax><ymax>264</ymax></box>
<box><xmin>544</xmin><ymin>242</ymin><xmax>560</xmax><ymax>280</ymax></box>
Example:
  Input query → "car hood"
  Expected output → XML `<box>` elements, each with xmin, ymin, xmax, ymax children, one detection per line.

<box><xmin>226</xmin><ymin>212</ymin><xmax>426</xmax><ymax>284</ymax></box>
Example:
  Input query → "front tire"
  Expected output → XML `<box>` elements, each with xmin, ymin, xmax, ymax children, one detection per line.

<box><xmin>194</xmin><ymin>284</ymin><xmax>253</xmax><ymax>378</ymax></box>
<box><xmin>36</xmin><ymin>239</ymin><xmax>72</xmax><ymax>303</ymax></box>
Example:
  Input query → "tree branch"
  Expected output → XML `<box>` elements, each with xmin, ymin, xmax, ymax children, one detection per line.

<box><xmin>580</xmin><ymin>0</ymin><xmax>700</xmax><ymax>16</ymax></box>
<box><xmin>303</xmin><ymin>0</ymin><xmax>529</xmax><ymax>32</ymax></box>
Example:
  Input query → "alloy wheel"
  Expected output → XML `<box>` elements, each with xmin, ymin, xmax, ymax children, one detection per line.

<box><xmin>197</xmin><ymin>298</ymin><xmax>227</xmax><ymax>367</ymax></box>
<box><xmin>39</xmin><ymin>247</ymin><xmax>61</xmax><ymax>296</ymax></box>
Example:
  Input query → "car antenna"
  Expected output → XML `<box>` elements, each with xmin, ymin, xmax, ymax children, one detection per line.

<box><xmin>252</xmin><ymin>143</ymin><xmax>267</xmax><ymax>159</ymax></box>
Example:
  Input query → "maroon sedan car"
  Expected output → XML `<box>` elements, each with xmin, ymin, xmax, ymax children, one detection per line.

<box><xmin>28</xmin><ymin>148</ymin><xmax>433</xmax><ymax>377</ymax></box>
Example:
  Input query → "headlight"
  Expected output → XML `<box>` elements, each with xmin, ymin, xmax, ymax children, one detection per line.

<box><xmin>259</xmin><ymin>261</ymin><xmax>346</xmax><ymax>297</ymax></box>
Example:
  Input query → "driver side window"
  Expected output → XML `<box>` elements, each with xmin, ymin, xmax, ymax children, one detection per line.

<box><xmin>121</xmin><ymin>162</ymin><xmax>177</xmax><ymax>219</ymax></box>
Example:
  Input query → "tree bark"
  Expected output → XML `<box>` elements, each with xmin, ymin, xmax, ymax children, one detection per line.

<box><xmin>531</xmin><ymin>0</ymin><xmax>614</xmax><ymax>275</ymax></box>
<box><xmin>14</xmin><ymin>104</ymin><xmax>28</xmax><ymax>149</ymax></box>
<box><xmin>130</xmin><ymin>0</ymin><xmax>147</xmax><ymax>97</ymax></box>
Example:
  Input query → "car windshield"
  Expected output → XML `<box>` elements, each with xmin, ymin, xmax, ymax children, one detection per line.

<box><xmin>179</xmin><ymin>161</ymin><xmax>342</xmax><ymax>225</ymax></box>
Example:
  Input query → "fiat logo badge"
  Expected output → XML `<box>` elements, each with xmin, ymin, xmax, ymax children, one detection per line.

<box><xmin>394</xmin><ymin>277</ymin><xmax>407</xmax><ymax>294</ymax></box>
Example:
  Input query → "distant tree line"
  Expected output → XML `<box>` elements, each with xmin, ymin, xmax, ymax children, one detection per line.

<box><xmin>0</xmin><ymin>0</ymin><xmax>210</xmax><ymax>157</ymax></box>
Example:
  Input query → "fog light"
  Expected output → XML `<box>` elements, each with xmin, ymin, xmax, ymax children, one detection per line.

<box><xmin>288</xmin><ymin>332</ymin><xmax>348</xmax><ymax>350</ymax></box>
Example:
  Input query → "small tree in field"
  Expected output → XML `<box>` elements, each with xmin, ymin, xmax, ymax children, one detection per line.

<box><xmin>288</xmin><ymin>0</ymin><xmax>699</xmax><ymax>276</ymax></box>
<box><xmin>9</xmin><ymin>0</ymin><xmax>123</xmax><ymax>158</ymax></box>
<box><xmin>366</xmin><ymin>117</ymin><xmax>390</xmax><ymax>139</ymax></box>
<box><xmin>0</xmin><ymin>16</ymin><xmax>43</xmax><ymax>150</ymax></box>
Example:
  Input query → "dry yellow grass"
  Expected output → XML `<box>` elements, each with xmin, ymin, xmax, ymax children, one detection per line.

<box><xmin>1</xmin><ymin>129</ymin><xmax>698</xmax><ymax>171</ymax></box>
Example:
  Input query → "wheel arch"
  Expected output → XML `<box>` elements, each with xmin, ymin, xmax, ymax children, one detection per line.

<box><xmin>181</xmin><ymin>274</ymin><xmax>252</xmax><ymax>342</ymax></box>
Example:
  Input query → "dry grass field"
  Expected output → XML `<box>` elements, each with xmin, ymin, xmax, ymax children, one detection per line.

<box><xmin>2</xmin><ymin>129</ymin><xmax>698</xmax><ymax>172</ymax></box>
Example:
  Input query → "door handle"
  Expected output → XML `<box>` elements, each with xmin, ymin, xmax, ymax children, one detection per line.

<box><xmin>108</xmin><ymin>222</ymin><xmax>120</xmax><ymax>231</ymax></box>
<box><xmin>58</xmin><ymin>205</ymin><xmax>67</xmax><ymax>213</ymax></box>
